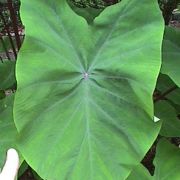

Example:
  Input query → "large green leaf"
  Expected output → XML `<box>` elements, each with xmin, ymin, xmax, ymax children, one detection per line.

<box><xmin>153</xmin><ymin>139</ymin><xmax>180</xmax><ymax>180</ymax></box>
<box><xmin>127</xmin><ymin>139</ymin><xmax>180</xmax><ymax>180</ymax></box>
<box><xmin>155</xmin><ymin>100</ymin><xmax>180</xmax><ymax>137</ymax></box>
<box><xmin>14</xmin><ymin>0</ymin><xmax>163</xmax><ymax>179</ymax></box>
<box><xmin>0</xmin><ymin>95</ymin><xmax>18</xmax><ymax>169</ymax></box>
<box><xmin>162</xmin><ymin>27</ymin><xmax>180</xmax><ymax>87</ymax></box>
<box><xmin>0</xmin><ymin>61</ymin><xmax>16</xmax><ymax>90</ymax></box>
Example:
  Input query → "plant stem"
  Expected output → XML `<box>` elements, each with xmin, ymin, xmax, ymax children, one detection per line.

<box><xmin>7</xmin><ymin>0</ymin><xmax>21</xmax><ymax>51</ymax></box>
<box><xmin>0</xmin><ymin>10</ymin><xmax>17</xmax><ymax>59</ymax></box>
<box><xmin>161</xmin><ymin>0</ymin><xmax>178</xmax><ymax>25</ymax></box>
<box><xmin>154</xmin><ymin>85</ymin><xmax>178</xmax><ymax>103</ymax></box>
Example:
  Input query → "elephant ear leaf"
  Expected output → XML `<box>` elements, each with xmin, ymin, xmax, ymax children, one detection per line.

<box><xmin>162</xmin><ymin>27</ymin><xmax>180</xmax><ymax>87</ymax></box>
<box><xmin>14</xmin><ymin>0</ymin><xmax>163</xmax><ymax>179</ymax></box>
<box><xmin>153</xmin><ymin>139</ymin><xmax>180</xmax><ymax>180</ymax></box>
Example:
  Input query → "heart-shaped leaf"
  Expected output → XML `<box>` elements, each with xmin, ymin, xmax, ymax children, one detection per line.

<box><xmin>14</xmin><ymin>0</ymin><xmax>163</xmax><ymax>179</ymax></box>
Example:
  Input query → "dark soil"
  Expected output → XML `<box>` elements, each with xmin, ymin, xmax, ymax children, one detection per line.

<box><xmin>19</xmin><ymin>168</ymin><xmax>36</xmax><ymax>180</ymax></box>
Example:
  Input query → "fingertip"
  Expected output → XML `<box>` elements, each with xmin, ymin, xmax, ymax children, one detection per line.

<box><xmin>0</xmin><ymin>148</ymin><xmax>20</xmax><ymax>180</ymax></box>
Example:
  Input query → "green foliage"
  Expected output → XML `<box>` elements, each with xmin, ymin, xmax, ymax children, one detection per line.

<box><xmin>156</xmin><ymin>74</ymin><xmax>180</xmax><ymax>108</ymax></box>
<box><xmin>155</xmin><ymin>101</ymin><xmax>180</xmax><ymax>137</ymax></box>
<box><xmin>162</xmin><ymin>27</ymin><xmax>180</xmax><ymax>87</ymax></box>
<box><xmin>0</xmin><ymin>0</ymin><xmax>179</xmax><ymax>180</ymax></box>
<box><xmin>155</xmin><ymin>74</ymin><xmax>180</xmax><ymax>137</ymax></box>
<box><xmin>0</xmin><ymin>90</ymin><xmax>5</xmax><ymax>100</ymax></box>
<box><xmin>127</xmin><ymin>139</ymin><xmax>180</xmax><ymax>180</ymax></box>
<box><xmin>0</xmin><ymin>61</ymin><xmax>16</xmax><ymax>90</ymax></box>
<box><xmin>13</xmin><ymin>0</ymin><xmax>164</xmax><ymax>179</ymax></box>
<box><xmin>127</xmin><ymin>164</ymin><xmax>152</xmax><ymax>180</ymax></box>
<box><xmin>17</xmin><ymin>161</ymin><xmax>28</xmax><ymax>178</ymax></box>
<box><xmin>0</xmin><ymin>37</ymin><xmax>16</xmax><ymax>53</ymax></box>
<box><xmin>153</xmin><ymin>139</ymin><xmax>180</xmax><ymax>179</ymax></box>
<box><xmin>0</xmin><ymin>95</ymin><xmax>17</xmax><ymax>168</ymax></box>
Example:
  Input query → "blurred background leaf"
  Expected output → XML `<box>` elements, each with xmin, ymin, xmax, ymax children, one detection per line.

<box><xmin>153</xmin><ymin>139</ymin><xmax>180</xmax><ymax>180</ymax></box>
<box><xmin>0</xmin><ymin>61</ymin><xmax>16</xmax><ymax>90</ymax></box>
<box><xmin>162</xmin><ymin>27</ymin><xmax>180</xmax><ymax>87</ymax></box>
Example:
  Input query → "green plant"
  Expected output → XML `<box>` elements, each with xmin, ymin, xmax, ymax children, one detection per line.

<box><xmin>0</xmin><ymin>0</ymin><xmax>180</xmax><ymax>179</ymax></box>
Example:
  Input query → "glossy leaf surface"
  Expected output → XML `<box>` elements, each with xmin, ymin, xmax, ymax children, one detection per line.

<box><xmin>14</xmin><ymin>0</ymin><xmax>163</xmax><ymax>179</ymax></box>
